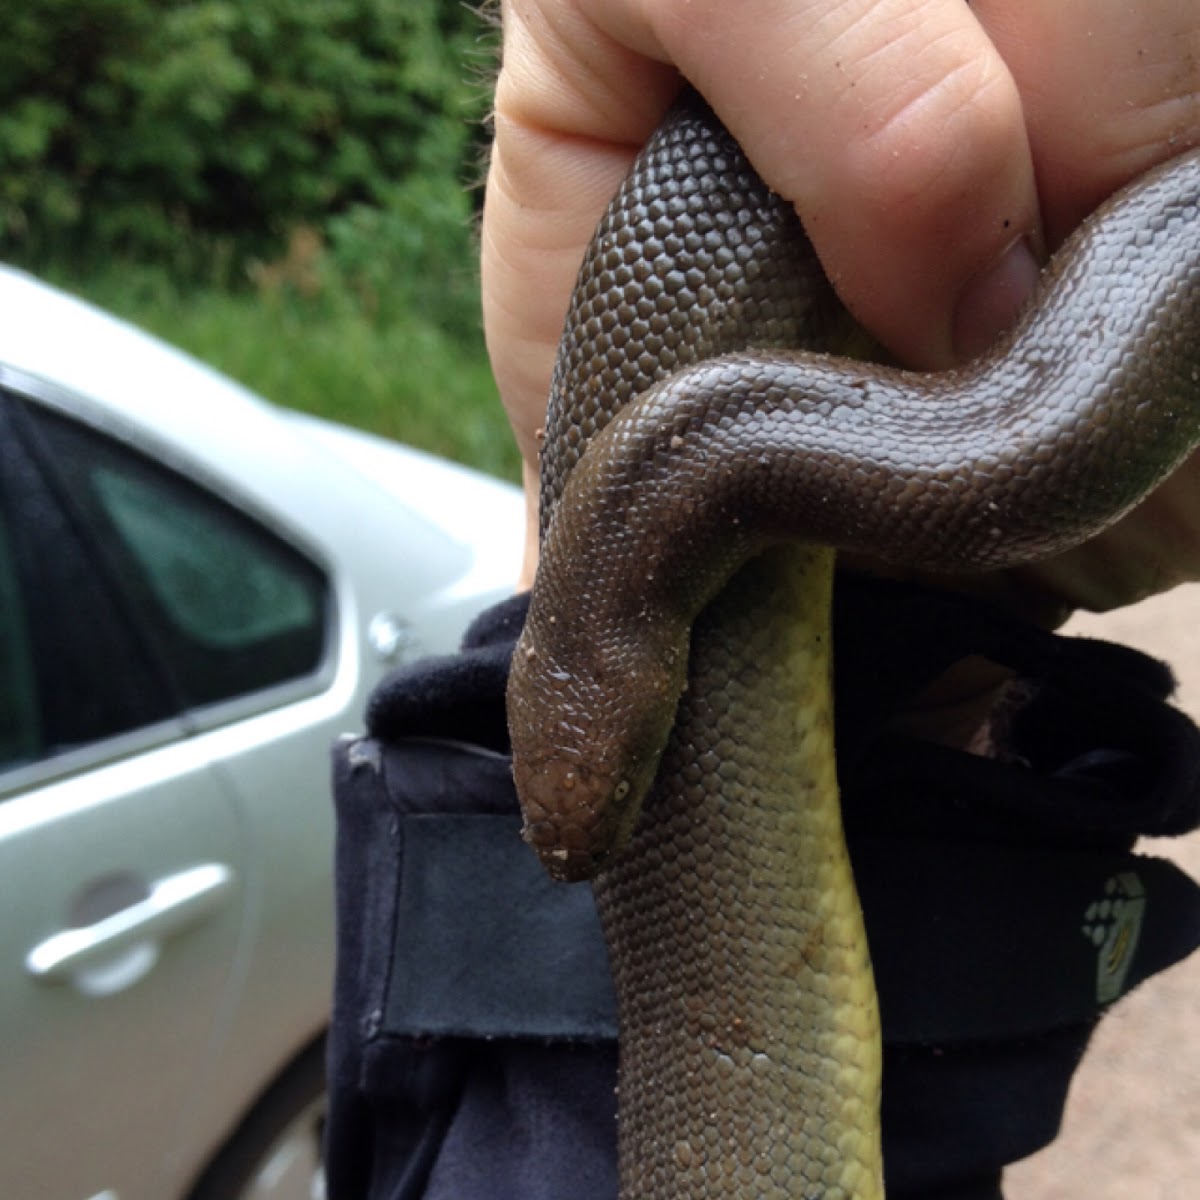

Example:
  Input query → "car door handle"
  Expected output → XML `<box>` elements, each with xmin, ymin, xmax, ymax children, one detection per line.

<box><xmin>25</xmin><ymin>862</ymin><xmax>236</xmax><ymax>984</ymax></box>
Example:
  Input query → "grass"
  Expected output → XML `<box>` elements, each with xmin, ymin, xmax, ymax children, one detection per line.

<box><xmin>38</xmin><ymin>258</ymin><xmax>522</xmax><ymax>484</ymax></box>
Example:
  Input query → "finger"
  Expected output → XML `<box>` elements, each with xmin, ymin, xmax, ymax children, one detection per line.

<box><xmin>483</xmin><ymin>0</ymin><xmax>1045</xmax><ymax>470</ymax></box>
<box><xmin>481</xmin><ymin>2</ymin><xmax>678</xmax><ymax>472</ymax></box>
<box><xmin>972</xmin><ymin>0</ymin><xmax>1200</xmax><ymax>247</ymax></box>
<box><xmin>482</xmin><ymin>3</ymin><xmax>684</xmax><ymax>586</ymax></box>
<box><xmin>617</xmin><ymin>0</ymin><xmax>1042</xmax><ymax>366</ymax></box>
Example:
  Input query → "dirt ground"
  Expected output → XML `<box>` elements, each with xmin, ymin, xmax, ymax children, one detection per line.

<box><xmin>1003</xmin><ymin>584</ymin><xmax>1200</xmax><ymax>1199</ymax></box>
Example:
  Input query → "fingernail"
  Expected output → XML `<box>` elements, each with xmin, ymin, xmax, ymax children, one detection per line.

<box><xmin>952</xmin><ymin>237</ymin><xmax>1041</xmax><ymax>362</ymax></box>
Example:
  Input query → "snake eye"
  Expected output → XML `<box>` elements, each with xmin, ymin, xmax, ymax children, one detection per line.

<box><xmin>613</xmin><ymin>779</ymin><xmax>631</xmax><ymax>803</ymax></box>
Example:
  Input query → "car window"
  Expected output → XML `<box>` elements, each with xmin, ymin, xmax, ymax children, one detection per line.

<box><xmin>12</xmin><ymin>396</ymin><xmax>331</xmax><ymax>716</ymax></box>
<box><xmin>93</xmin><ymin>465</ymin><xmax>320</xmax><ymax>652</ymax></box>
<box><xmin>0</xmin><ymin>510</ymin><xmax>39</xmax><ymax>764</ymax></box>
<box><xmin>0</xmin><ymin>399</ymin><xmax>179</xmax><ymax>769</ymax></box>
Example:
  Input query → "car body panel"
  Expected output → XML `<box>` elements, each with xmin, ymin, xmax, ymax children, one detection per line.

<box><xmin>1</xmin><ymin>739</ymin><xmax>245</xmax><ymax>1199</ymax></box>
<box><xmin>0</xmin><ymin>265</ymin><xmax>523</xmax><ymax>1198</ymax></box>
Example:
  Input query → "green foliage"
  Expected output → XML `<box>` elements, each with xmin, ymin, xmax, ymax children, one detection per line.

<box><xmin>2</xmin><ymin>1</ymin><xmax>512</xmax><ymax>476</ymax></box>
<box><xmin>1</xmin><ymin>0</ymin><xmax>491</xmax><ymax>322</ymax></box>
<box><xmin>50</xmin><ymin>259</ymin><xmax>520</xmax><ymax>481</ymax></box>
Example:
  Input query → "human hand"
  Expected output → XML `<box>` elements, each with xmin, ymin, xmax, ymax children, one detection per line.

<box><xmin>481</xmin><ymin>0</ymin><xmax>1200</xmax><ymax>610</ymax></box>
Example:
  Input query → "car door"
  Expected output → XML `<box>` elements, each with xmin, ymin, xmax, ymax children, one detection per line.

<box><xmin>0</xmin><ymin>385</ymin><xmax>331</xmax><ymax>1200</ymax></box>
<box><xmin>0</xmin><ymin>746</ymin><xmax>246</xmax><ymax>1200</ymax></box>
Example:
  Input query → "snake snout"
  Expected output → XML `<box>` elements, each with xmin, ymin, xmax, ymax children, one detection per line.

<box><xmin>516</xmin><ymin>748</ymin><xmax>657</xmax><ymax>883</ymax></box>
<box><xmin>509</xmin><ymin>600</ymin><xmax>691</xmax><ymax>881</ymax></box>
<box><xmin>514</xmin><ymin>752</ymin><xmax>634</xmax><ymax>882</ymax></box>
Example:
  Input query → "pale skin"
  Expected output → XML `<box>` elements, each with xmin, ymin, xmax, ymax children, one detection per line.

<box><xmin>481</xmin><ymin>0</ymin><xmax>1200</xmax><ymax>623</ymax></box>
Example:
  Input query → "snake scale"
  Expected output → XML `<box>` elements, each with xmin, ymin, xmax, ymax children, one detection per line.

<box><xmin>506</xmin><ymin>90</ymin><xmax>1200</xmax><ymax>1199</ymax></box>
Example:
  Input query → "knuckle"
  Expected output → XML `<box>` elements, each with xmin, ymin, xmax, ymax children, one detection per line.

<box><xmin>843</xmin><ymin>47</ymin><xmax>1022</xmax><ymax>233</ymax></box>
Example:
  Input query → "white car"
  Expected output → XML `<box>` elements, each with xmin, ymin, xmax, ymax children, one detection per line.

<box><xmin>0</xmin><ymin>265</ymin><xmax>524</xmax><ymax>1199</ymax></box>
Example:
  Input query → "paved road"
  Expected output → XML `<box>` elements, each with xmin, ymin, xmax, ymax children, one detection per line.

<box><xmin>1006</xmin><ymin>584</ymin><xmax>1200</xmax><ymax>1199</ymax></box>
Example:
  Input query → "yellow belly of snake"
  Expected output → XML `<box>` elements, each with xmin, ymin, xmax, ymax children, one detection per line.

<box><xmin>507</xmin><ymin>91</ymin><xmax>1200</xmax><ymax>1198</ymax></box>
<box><xmin>597</xmin><ymin>545</ymin><xmax>881</xmax><ymax>1195</ymax></box>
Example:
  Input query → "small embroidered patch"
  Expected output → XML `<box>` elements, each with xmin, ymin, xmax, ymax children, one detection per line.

<box><xmin>1081</xmin><ymin>872</ymin><xmax>1146</xmax><ymax>1004</ymax></box>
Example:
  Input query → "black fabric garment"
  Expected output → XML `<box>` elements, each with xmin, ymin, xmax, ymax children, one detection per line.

<box><xmin>326</xmin><ymin>577</ymin><xmax>1200</xmax><ymax>1200</ymax></box>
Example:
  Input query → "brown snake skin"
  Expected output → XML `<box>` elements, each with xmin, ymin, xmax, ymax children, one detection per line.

<box><xmin>507</xmin><ymin>90</ymin><xmax>1200</xmax><ymax>1198</ymax></box>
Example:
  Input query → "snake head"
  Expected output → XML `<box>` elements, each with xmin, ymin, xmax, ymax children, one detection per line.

<box><xmin>508</xmin><ymin>618</ymin><xmax>683</xmax><ymax>883</ymax></box>
<box><xmin>510</xmin><ymin>750</ymin><xmax>644</xmax><ymax>883</ymax></box>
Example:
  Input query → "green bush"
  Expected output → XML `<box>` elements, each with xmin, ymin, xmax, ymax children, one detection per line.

<box><xmin>2</xmin><ymin>0</ymin><xmax>514</xmax><ymax>475</ymax></box>
<box><xmin>0</xmin><ymin>0</ymin><xmax>491</xmax><ymax>327</ymax></box>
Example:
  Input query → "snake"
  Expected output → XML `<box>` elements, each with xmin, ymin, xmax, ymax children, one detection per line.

<box><xmin>506</xmin><ymin>89</ymin><xmax>1200</xmax><ymax>1199</ymax></box>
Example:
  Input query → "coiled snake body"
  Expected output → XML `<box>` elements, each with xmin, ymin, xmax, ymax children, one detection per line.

<box><xmin>507</xmin><ymin>91</ymin><xmax>1200</xmax><ymax>1198</ymax></box>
